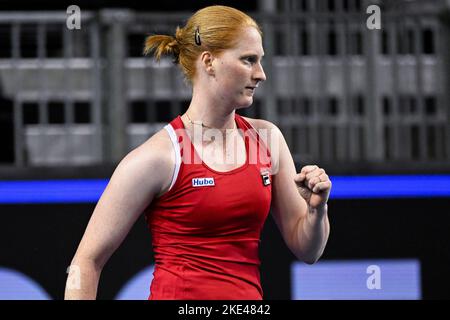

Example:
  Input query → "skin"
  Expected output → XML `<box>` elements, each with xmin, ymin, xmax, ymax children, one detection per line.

<box><xmin>64</xmin><ymin>26</ymin><xmax>331</xmax><ymax>300</ymax></box>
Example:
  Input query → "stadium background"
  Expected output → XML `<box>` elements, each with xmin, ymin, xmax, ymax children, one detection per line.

<box><xmin>0</xmin><ymin>0</ymin><xmax>449</xmax><ymax>299</ymax></box>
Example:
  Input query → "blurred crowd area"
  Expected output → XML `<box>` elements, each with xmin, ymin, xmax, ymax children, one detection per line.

<box><xmin>0</xmin><ymin>0</ymin><xmax>449</xmax><ymax>175</ymax></box>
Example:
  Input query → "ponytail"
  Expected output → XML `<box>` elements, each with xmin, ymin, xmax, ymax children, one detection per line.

<box><xmin>143</xmin><ymin>33</ymin><xmax>180</xmax><ymax>62</ymax></box>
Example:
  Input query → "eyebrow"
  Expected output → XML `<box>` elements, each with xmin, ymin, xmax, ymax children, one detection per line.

<box><xmin>241</xmin><ymin>53</ymin><xmax>264</xmax><ymax>59</ymax></box>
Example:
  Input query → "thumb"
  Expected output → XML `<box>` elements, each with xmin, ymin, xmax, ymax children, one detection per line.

<box><xmin>294</xmin><ymin>173</ymin><xmax>305</xmax><ymax>184</ymax></box>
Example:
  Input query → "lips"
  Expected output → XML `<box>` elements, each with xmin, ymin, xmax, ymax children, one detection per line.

<box><xmin>245</xmin><ymin>87</ymin><xmax>255</xmax><ymax>95</ymax></box>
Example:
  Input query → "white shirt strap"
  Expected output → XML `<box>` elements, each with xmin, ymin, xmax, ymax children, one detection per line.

<box><xmin>164</xmin><ymin>124</ymin><xmax>181</xmax><ymax>192</ymax></box>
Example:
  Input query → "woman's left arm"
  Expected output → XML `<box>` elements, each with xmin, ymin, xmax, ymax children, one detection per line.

<box><xmin>266</xmin><ymin>123</ymin><xmax>331</xmax><ymax>264</ymax></box>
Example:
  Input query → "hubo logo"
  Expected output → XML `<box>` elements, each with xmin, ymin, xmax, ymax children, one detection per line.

<box><xmin>192</xmin><ymin>177</ymin><xmax>215</xmax><ymax>187</ymax></box>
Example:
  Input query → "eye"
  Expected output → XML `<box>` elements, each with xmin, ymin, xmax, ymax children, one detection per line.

<box><xmin>242</xmin><ymin>56</ymin><xmax>257</xmax><ymax>65</ymax></box>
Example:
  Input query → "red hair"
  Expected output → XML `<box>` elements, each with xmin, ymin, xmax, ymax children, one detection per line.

<box><xmin>144</xmin><ymin>5</ymin><xmax>262</xmax><ymax>83</ymax></box>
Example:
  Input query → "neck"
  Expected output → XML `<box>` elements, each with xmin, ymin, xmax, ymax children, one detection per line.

<box><xmin>184</xmin><ymin>88</ymin><xmax>237</xmax><ymax>131</ymax></box>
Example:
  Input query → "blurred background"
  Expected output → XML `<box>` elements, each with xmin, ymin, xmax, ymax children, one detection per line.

<box><xmin>0</xmin><ymin>0</ymin><xmax>449</xmax><ymax>300</ymax></box>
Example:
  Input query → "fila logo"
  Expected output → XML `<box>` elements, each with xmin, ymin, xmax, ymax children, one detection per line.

<box><xmin>261</xmin><ymin>170</ymin><xmax>271</xmax><ymax>186</ymax></box>
<box><xmin>192</xmin><ymin>177</ymin><xmax>215</xmax><ymax>187</ymax></box>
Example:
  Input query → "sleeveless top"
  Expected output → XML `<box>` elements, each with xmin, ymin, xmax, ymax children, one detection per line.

<box><xmin>145</xmin><ymin>113</ymin><xmax>272</xmax><ymax>300</ymax></box>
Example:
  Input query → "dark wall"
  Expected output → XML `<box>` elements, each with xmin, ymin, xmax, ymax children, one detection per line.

<box><xmin>0</xmin><ymin>197</ymin><xmax>449</xmax><ymax>300</ymax></box>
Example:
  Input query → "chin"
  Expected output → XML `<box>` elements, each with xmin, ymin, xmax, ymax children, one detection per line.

<box><xmin>235</xmin><ymin>98</ymin><xmax>254</xmax><ymax>110</ymax></box>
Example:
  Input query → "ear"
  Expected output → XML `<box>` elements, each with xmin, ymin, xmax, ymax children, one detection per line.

<box><xmin>200</xmin><ymin>51</ymin><xmax>215</xmax><ymax>76</ymax></box>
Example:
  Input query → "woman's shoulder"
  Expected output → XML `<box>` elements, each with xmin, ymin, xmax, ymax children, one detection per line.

<box><xmin>241</xmin><ymin>116</ymin><xmax>280</xmax><ymax>131</ymax></box>
<box><xmin>120</xmin><ymin>127</ymin><xmax>175</xmax><ymax>193</ymax></box>
<box><xmin>131</xmin><ymin>127</ymin><xmax>174</xmax><ymax>162</ymax></box>
<box><xmin>241</xmin><ymin>116</ymin><xmax>283</xmax><ymax>171</ymax></box>
<box><xmin>240</xmin><ymin>116</ymin><xmax>282</xmax><ymax>142</ymax></box>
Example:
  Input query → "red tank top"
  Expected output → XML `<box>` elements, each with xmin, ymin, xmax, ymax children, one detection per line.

<box><xmin>145</xmin><ymin>114</ymin><xmax>272</xmax><ymax>300</ymax></box>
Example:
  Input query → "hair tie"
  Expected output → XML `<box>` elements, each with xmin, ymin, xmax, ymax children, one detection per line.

<box><xmin>194</xmin><ymin>26</ymin><xmax>201</xmax><ymax>46</ymax></box>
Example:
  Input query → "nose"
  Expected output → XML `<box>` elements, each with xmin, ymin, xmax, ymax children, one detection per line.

<box><xmin>253</xmin><ymin>62</ymin><xmax>266</xmax><ymax>83</ymax></box>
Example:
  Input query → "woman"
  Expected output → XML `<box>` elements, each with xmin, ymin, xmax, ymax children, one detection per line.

<box><xmin>64</xmin><ymin>5</ymin><xmax>331</xmax><ymax>300</ymax></box>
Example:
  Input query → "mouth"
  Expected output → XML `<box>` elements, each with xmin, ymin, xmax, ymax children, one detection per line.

<box><xmin>245</xmin><ymin>86</ymin><xmax>256</xmax><ymax>92</ymax></box>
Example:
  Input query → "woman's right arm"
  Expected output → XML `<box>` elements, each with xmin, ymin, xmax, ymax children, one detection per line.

<box><xmin>64</xmin><ymin>130</ymin><xmax>174</xmax><ymax>299</ymax></box>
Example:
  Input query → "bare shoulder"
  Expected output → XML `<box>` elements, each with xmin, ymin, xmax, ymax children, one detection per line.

<box><xmin>116</xmin><ymin>127</ymin><xmax>174</xmax><ymax>196</ymax></box>
<box><xmin>139</xmin><ymin>126</ymin><xmax>174</xmax><ymax>155</ymax></box>
<box><xmin>241</xmin><ymin>116</ymin><xmax>279</xmax><ymax>131</ymax></box>
<box><xmin>241</xmin><ymin>116</ymin><xmax>283</xmax><ymax>146</ymax></box>
<box><xmin>125</xmin><ymin>127</ymin><xmax>173</xmax><ymax>165</ymax></box>
<box><xmin>242</xmin><ymin>116</ymin><xmax>286</xmax><ymax>173</ymax></box>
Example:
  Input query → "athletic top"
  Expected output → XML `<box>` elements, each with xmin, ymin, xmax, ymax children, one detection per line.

<box><xmin>145</xmin><ymin>114</ymin><xmax>272</xmax><ymax>300</ymax></box>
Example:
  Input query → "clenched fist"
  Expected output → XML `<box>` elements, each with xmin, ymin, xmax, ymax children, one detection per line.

<box><xmin>294</xmin><ymin>165</ymin><xmax>332</xmax><ymax>210</ymax></box>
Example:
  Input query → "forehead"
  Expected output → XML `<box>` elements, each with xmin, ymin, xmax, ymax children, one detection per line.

<box><xmin>229</xmin><ymin>27</ymin><xmax>264</xmax><ymax>55</ymax></box>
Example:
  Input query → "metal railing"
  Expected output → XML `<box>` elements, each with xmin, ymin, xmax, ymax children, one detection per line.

<box><xmin>0</xmin><ymin>0</ymin><xmax>448</xmax><ymax>171</ymax></box>
<box><xmin>0</xmin><ymin>11</ymin><xmax>103</xmax><ymax>166</ymax></box>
